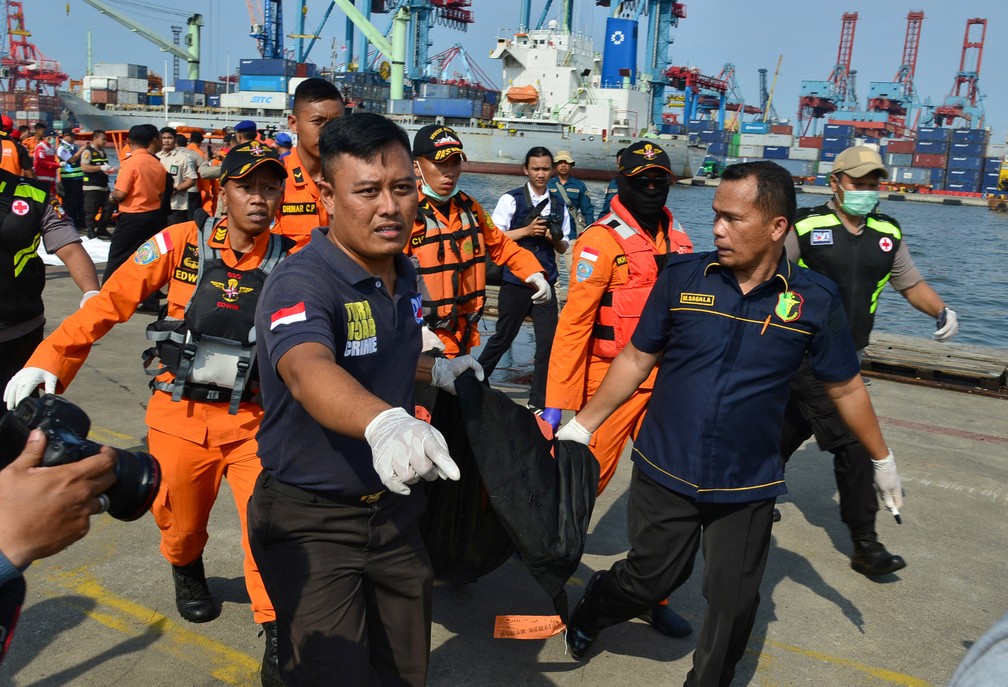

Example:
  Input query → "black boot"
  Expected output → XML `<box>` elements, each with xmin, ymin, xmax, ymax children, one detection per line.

<box><xmin>637</xmin><ymin>603</ymin><xmax>693</xmax><ymax>637</ymax></box>
<box><xmin>259</xmin><ymin>621</ymin><xmax>284</xmax><ymax>686</ymax></box>
<box><xmin>850</xmin><ymin>526</ymin><xmax>906</xmax><ymax>577</ymax></box>
<box><xmin>171</xmin><ymin>556</ymin><xmax>219</xmax><ymax>623</ymax></box>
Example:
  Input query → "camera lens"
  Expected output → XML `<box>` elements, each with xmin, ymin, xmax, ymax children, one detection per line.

<box><xmin>104</xmin><ymin>449</ymin><xmax>162</xmax><ymax>522</ymax></box>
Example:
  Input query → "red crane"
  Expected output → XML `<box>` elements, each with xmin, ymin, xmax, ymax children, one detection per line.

<box><xmin>1</xmin><ymin>0</ymin><xmax>68</xmax><ymax>94</ymax></box>
<box><xmin>797</xmin><ymin>12</ymin><xmax>858</xmax><ymax>135</ymax></box>
<box><xmin>933</xmin><ymin>18</ymin><xmax>986</xmax><ymax>128</ymax></box>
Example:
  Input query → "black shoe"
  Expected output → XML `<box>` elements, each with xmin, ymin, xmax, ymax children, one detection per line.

<box><xmin>86</xmin><ymin>231</ymin><xmax>97</xmax><ymax>240</ymax></box>
<box><xmin>772</xmin><ymin>507</ymin><xmax>781</xmax><ymax>522</ymax></box>
<box><xmin>259</xmin><ymin>621</ymin><xmax>284</xmax><ymax>686</ymax></box>
<box><xmin>565</xmin><ymin>572</ymin><xmax>604</xmax><ymax>660</ymax></box>
<box><xmin>171</xmin><ymin>557</ymin><xmax>219</xmax><ymax>623</ymax></box>
<box><xmin>136</xmin><ymin>301</ymin><xmax>162</xmax><ymax>315</ymax></box>
<box><xmin>851</xmin><ymin>542</ymin><xmax>906</xmax><ymax>577</ymax></box>
<box><xmin>636</xmin><ymin>603</ymin><xmax>693</xmax><ymax>638</ymax></box>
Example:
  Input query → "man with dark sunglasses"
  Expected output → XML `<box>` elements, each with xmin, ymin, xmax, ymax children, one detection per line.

<box><xmin>543</xmin><ymin>140</ymin><xmax>693</xmax><ymax>637</ymax></box>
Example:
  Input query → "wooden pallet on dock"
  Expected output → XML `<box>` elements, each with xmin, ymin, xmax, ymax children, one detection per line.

<box><xmin>862</xmin><ymin>333</ymin><xmax>1008</xmax><ymax>392</ymax></box>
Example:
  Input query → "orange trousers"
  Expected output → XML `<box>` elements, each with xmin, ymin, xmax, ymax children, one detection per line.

<box><xmin>148</xmin><ymin>427</ymin><xmax>274</xmax><ymax>624</ymax></box>
<box><xmin>584</xmin><ymin>358</ymin><xmax>653</xmax><ymax>494</ymax></box>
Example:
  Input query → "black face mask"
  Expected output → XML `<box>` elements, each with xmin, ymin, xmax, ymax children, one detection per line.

<box><xmin>616</xmin><ymin>173</ymin><xmax>671</xmax><ymax>230</ymax></box>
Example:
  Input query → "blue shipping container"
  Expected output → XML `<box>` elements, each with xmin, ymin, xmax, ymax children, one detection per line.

<box><xmin>813</xmin><ymin>174</ymin><xmax>829</xmax><ymax>186</ymax></box>
<box><xmin>239</xmin><ymin>58</ymin><xmax>293</xmax><ymax>76</ymax></box>
<box><xmin>947</xmin><ymin>156</ymin><xmax>983</xmax><ymax>171</ymax></box>
<box><xmin>698</xmin><ymin>130</ymin><xmax>730</xmax><ymax>143</ymax></box>
<box><xmin>949</xmin><ymin>141</ymin><xmax>984</xmax><ymax>157</ymax></box>
<box><xmin>687</xmin><ymin>119</ymin><xmax>717</xmax><ymax>132</ymax></box>
<box><xmin>820</xmin><ymin>149</ymin><xmax>839</xmax><ymax>162</ymax></box>
<box><xmin>175</xmin><ymin>79</ymin><xmax>204</xmax><ymax>94</ymax></box>
<box><xmin>821</xmin><ymin>136</ymin><xmax>852</xmax><ymax>151</ymax></box>
<box><xmin>946</xmin><ymin>168</ymin><xmax>981</xmax><ymax>183</ymax></box>
<box><xmin>929</xmin><ymin>168</ymin><xmax>946</xmax><ymax>186</ymax></box>
<box><xmin>950</xmin><ymin>128</ymin><xmax>989</xmax><ymax>145</ymax></box>
<box><xmin>207</xmin><ymin>95</ymin><xmax>221</xmax><ymax>108</ymax></box>
<box><xmin>983</xmin><ymin>171</ymin><xmax>1001</xmax><ymax>188</ymax></box>
<box><xmin>412</xmin><ymin>97</ymin><xmax>478</xmax><ymax>118</ymax></box>
<box><xmin>239</xmin><ymin>75</ymin><xmax>286</xmax><ymax>92</ymax></box>
<box><xmin>824</xmin><ymin>123</ymin><xmax>854</xmax><ymax>137</ymax></box>
<box><xmin>740</xmin><ymin>122</ymin><xmax>770</xmax><ymax>134</ymax></box>
<box><xmin>917</xmin><ymin>126</ymin><xmax>951</xmax><ymax>142</ymax></box>
<box><xmin>148</xmin><ymin>95</ymin><xmax>163</xmax><ymax>106</ymax></box>
<box><xmin>763</xmin><ymin>146</ymin><xmax>790</xmax><ymax>159</ymax></box>
<box><xmin>984</xmin><ymin>157</ymin><xmax>1002</xmax><ymax>172</ymax></box>
<box><xmin>707</xmin><ymin>141</ymin><xmax>727</xmax><ymax>155</ymax></box>
<box><xmin>944</xmin><ymin>181</ymin><xmax>979</xmax><ymax>193</ymax></box>
<box><xmin>914</xmin><ymin>139</ymin><xmax>949</xmax><ymax>154</ymax></box>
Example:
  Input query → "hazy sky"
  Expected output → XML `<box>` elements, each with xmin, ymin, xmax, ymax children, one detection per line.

<box><xmin>24</xmin><ymin>1</ymin><xmax>1008</xmax><ymax>141</ymax></box>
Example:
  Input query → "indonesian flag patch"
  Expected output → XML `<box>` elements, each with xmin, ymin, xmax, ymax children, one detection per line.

<box><xmin>580</xmin><ymin>246</ymin><xmax>600</xmax><ymax>263</ymax></box>
<box><xmin>270</xmin><ymin>302</ymin><xmax>308</xmax><ymax>330</ymax></box>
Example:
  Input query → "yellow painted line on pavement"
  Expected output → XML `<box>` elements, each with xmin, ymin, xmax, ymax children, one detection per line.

<box><xmin>88</xmin><ymin>424</ymin><xmax>137</xmax><ymax>443</ymax></box>
<box><xmin>757</xmin><ymin>636</ymin><xmax>934</xmax><ymax>686</ymax></box>
<box><xmin>42</xmin><ymin>566</ymin><xmax>259</xmax><ymax>685</ymax></box>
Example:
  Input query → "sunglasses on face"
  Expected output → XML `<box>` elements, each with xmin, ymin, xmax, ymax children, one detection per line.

<box><xmin>625</xmin><ymin>173</ymin><xmax>671</xmax><ymax>190</ymax></box>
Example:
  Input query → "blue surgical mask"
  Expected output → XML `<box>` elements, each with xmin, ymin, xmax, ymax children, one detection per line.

<box><xmin>837</xmin><ymin>189</ymin><xmax>879</xmax><ymax>216</ymax></box>
<box><xmin>418</xmin><ymin>168</ymin><xmax>459</xmax><ymax>202</ymax></box>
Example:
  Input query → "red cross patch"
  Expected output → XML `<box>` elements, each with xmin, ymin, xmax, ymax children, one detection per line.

<box><xmin>12</xmin><ymin>199</ymin><xmax>29</xmax><ymax>216</ymax></box>
<box><xmin>879</xmin><ymin>237</ymin><xmax>893</xmax><ymax>252</ymax></box>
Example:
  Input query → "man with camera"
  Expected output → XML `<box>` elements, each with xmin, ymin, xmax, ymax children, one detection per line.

<box><xmin>477</xmin><ymin>146</ymin><xmax>570</xmax><ymax>413</ymax></box>
<box><xmin>0</xmin><ymin>429</ymin><xmax>115</xmax><ymax>663</ymax></box>
<box><xmin>5</xmin><ymin>141</ymin><xmax>294</xmax><ymax>686</ymax></box>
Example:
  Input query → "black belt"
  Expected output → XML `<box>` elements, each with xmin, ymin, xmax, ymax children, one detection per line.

<box><xmin>259</xmin><ymin>473</ymin><xmax>387</xmax><ymax>506</ymax></box>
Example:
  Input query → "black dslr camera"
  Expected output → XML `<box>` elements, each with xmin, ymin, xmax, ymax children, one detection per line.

<box><xmin>540</xmin><ymin>210</ymin><xmax>565</xmax><ymax>242</ymax></box>
<box><xmin>0</xmin><ymin>395</ymin><xmax>161</xmax><ymax>522</ymax></box>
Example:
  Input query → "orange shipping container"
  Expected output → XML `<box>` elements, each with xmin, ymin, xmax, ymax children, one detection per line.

<box><xmin>770</xmin><ymin>125</ymin><xmax>793</xmax><ymax>135</ymax></box>
<box><xmin>799</xmin><ymin>136</ymin><xmax>822</xmax><ymax>149</ymax></box>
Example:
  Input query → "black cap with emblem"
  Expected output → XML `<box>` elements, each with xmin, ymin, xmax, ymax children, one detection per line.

<box><xmin>220</xmin><ymin>141</ymin><xmax>288</xmax><ymax>183</ymax></box>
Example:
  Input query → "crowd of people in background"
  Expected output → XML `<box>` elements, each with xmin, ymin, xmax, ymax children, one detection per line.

<box><xmin>0</xmin><ymin>74</ymin><xmax>978</xmax><ymax>687</ymax></box>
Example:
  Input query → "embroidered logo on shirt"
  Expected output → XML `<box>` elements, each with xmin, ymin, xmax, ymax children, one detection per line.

<box><xmin>213</xmin><ymin>223</ymin><xmax>228</xmax><ymax>243</ymax></box>
<box><xmin>11</xmin><ymin>199</ymin><xmax>29</xmax><ymax>216</ymax></box>
<box><xmin>614</xmin><ymin>254</ymin><xmax>628</xmax><ymax>267</ymax></box>
<box><xmin>411</xmin><ymin>294</ymin><xmax>424</xmax><ymax>324</ymax></box>
<box><xmin>210</xmin><ymin>276</ymin><xmax>253</xmax><ymax>304</ymax></box>
<box><xmin>172</xmin><ymin>244</ymin><xmax>200</xmax><ymax>284</ymax></box>
<box><xmin>679</xmin><ymin>292</ymin><xmax>715</xmax><ymax>306</ymax></box>
<box><xmin>344</xmin><ymin>300</ymin><xmax>378</xmax><ymax>356</ymax></box>
<box><xmin>810</xmin><ymin>229</ymin><xmax>833</xmax><ymax>245</ymax></box>
<box><xmin>270</xmin><ymin>301</ymin><xmax>307</xmax><ymax>330</ymax></box>
<box><xmin>134</xmin><ymin>230</ymin><xmax>173</xmax><ymax>265</ymax></box>
<box><xmin>775</xmin><ymin>290</ymin><xmax>804</xmax><ymax>323</ymax></box>
<box><xmin>281</xmin><ymin>202</ymin><xmax>317</xmax><ymax>215</ymax></box>
<box><xmin>575</xmin><ymin>261</ymin><xmax>593</xmax><ymax>282</ymax></box>
<box><xmin>879</xmin><ymin>236</ymin><xmax>893</xmax><ymax>252</ymax></box>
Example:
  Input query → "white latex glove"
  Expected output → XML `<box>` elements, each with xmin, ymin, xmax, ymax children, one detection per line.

<box><xmin>364</xmin><ymin>407</ymin><xmax>461</xmax><ymax>496</ymax></box>
<box><xmin>79</xmin><ymin>290</ymin><xmax>100</xmax><ymax>308</ymax></box>
<box><xmin>421</xmin><ymin>326</ymin><xmax>446</xmax><ymax>353</ymax></box>
<box><xmin>872</xmin><ymin>450</ymin><xmax>904</xmax><ymax>514</ymax></box>
<box><xmin>430</xmin><ymin>355</ymin><xmax>484</xmax><ymax>395</ymax></box>
<box><xmin>933</xmin><ymin>307</ymin><xmax>959</xmax><ymax>342</ymax></box>
<box><xmin>4</xmin><ymin>368</ymin><xmax>59</xmax><ymax>410</ymax></box>
<box><xmin>556</xmin><ymin>416</ymin><xmax>592</xmax><ymax>445</ymax></box>
<box><xmin>525</xmin><ymin>272</ymin><xmax>552</xmax><ymax>305</ymax></box>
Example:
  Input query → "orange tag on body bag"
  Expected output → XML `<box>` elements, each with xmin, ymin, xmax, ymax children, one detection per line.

<box><xmin>493</xmin><ymin>615</ymin><xmax>565</xmax><ymax>639</ymax></box>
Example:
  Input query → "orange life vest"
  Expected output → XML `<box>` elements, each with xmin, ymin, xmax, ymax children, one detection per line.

<box><xmin>591</xmin><ymin>212</ymin><xmax>691</xmax><ymax>359</ymax></box>
<box><xmin>410</xmin><ymin>191</ymin><xmax>486</xmax><ymax>352</ymax></box>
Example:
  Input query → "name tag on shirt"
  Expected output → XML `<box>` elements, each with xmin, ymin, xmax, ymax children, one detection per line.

<box><xmin>810</xmin><ymin>229</ymin><xmax>833</xmax><ymax>245</ymax></box>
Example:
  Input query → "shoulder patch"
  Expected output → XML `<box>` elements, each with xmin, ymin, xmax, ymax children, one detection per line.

<box><xmin>292</xmin><ymin>167</ymin><xmax>305</xmax><ymax>184</ymax></box>
<box><xmin>575</xmin><ymin>261</ymin><xmax>594</xmax><ymax>282</ymax></box>
<box><xmin>134</xmin><ymin>230</ymin><xmax>174</xmax><ymax>265</ymax></box>
<box><xmin>213</xmin><ymin>223</ymin><xmax>228</xmax><ymax>243</ymax></box>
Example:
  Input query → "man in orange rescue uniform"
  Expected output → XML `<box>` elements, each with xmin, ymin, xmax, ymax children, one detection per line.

<box><xmin>277</xmin><ymin>78</ymin><xmax>344</xmax><ymax>250</ymax></box>
<box><xmin>544</xmin><ymin>140</ymin><xmax>694</xmax><ymax>638</ymax></box>
<box><xmin>4</xmin><ymin>141</ymin><xmax>293</xmax><ymax>687</ymax></box>
<box><xmin>407</xmin><ymin>124</ymin><xmax>550</xmax><ymax>357</ymax></box>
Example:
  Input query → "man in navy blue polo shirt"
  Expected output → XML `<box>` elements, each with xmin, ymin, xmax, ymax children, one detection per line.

<box><xmin>557</xmin><ymin>161</ymin><xmax>904</xmax><ymax>686</ymax></box>
<box><xmin>248</xmin><ymin>112</ymin><xmax>482</xmax><ymax>686</ymax></box>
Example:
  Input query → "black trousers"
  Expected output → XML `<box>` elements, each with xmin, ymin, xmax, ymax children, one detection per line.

<box><xmin>61</xmin><ymin>177</ymin><xmax>85</xmax><ymax>230</ymax></box>
<box><xmin>779</xmin><ymin>360</ymin><xmax>878</xmax><ymax>531</ymax></box>
<box><xmin>476</xmin><ymin>280</ymin><xmax>557</xmax><ymax>408</ymax></box>
<box><xmin>0</xmin><ymin>325</ymin><xmax>44</xmax><ymax>425</ymax></box>
<box><xmin>247</xmin><ymin>474</ymin><xmax>433</xmax><ymax>687</ymax></box>
<box><xmin>576</xmin><ymin>467</ymin><xmax>774</xmax><ymax>687</ymax></box>
<box><xmin>83</xmin><ymin>189</ymin><xmax>110</xmax><ymax>235</ymax></box>
<box><xmin>102</xmin><ymin>210</ymin><xmax>166</xmax><ymax>283</ymax></box>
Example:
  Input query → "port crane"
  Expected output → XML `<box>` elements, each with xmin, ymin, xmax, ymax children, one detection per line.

<box><xmin>1</xmin><ymin>0</ymin><xmax>68</xmax><ymax>94</ymax></box>
<box><xmin>932</xmin><ymin>17</ymin><xmax>986</xmax><ymax>129</ymax></box>
<box><xmin>797</xmin><ymin>11</ymin><xmax>858</xmax><ymax>135</ymax></box>
<box><xmin>862</xmin><ymin>10</ymin><xmax>924</xmax><ymax>138</ymax></box>
<box><xmin>759</xmin><ymin>55</ymin><xmax>782</xmax><ymax>124</ymax></box>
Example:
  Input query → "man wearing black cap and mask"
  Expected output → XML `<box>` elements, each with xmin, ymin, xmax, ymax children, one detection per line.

<box><xmin>407</xmin><ymin>124</ymin><xmax>549</xmax><ymax>358</ymax></box>
<box><xmin>544</xmin><ymin>140</ymin><xmax>693</xmax><ymax>638</ymax></box>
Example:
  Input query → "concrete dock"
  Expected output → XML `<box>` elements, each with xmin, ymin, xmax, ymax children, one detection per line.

<box><xmin>3</xmin><ymin>266</ymin><xmax>1006</xmax><ymax>686</ymax></box>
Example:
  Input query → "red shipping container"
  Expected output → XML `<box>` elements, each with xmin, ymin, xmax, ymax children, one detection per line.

<box><xmin>912</xmin><ymin>153</ymin><xmax>946</xmax><ymax>168</ymax></box>
<box><xmin>887</xmin><ymin>139</ymin><xmax>915</xmax><ymax>154</ymax></box>
<box><xmin>770</xmin><ymin>125</ymin><xmax>793</xmax><ymax>135</ymax></box>
<box><xmin>799</xmin><ymin>136</ymin><xmax>823</xmax><ymax>149</ymax></box>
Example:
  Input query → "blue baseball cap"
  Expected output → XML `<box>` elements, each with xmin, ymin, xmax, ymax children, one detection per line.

<box><xmin>274</xmin><ymin>132</ymin><xmax>293</xmax><ymax>147</ymax></box>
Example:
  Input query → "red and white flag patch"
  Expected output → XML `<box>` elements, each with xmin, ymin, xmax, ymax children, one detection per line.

<box><xmin>580</xmin><ymin>246</ymin><xmax>600</xmax><ymax>263</ymax></box>
<box><xmin>154</xmin><ymin>230</ymin><xmax>174</xmax><ymax>254</ymax></box>
<box><xmin>270</xmin><ymin>302</ymin><xmax>307</xmax><ymax>330</ymax></box>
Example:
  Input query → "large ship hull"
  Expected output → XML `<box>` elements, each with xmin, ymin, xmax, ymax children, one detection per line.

<box><xmin>60</xmin><ymin>91</ymin><xmax>691</xmax><ymax>179</ymax></box>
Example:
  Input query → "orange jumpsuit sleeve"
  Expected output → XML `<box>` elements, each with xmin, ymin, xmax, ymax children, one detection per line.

<box><xmin>476</xmin><ymin>199</ymin><xmax>543</xmax><ymax>282</ymax></box>
<box><xmin>545</xmin><ymin>226</ymin><xmax>621</xmax><ymax>410</ymax></box>
<box><xmin>25</xmin><ymin>223</ymin><xmax>193</xmax><ymax>389</ymax></box>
